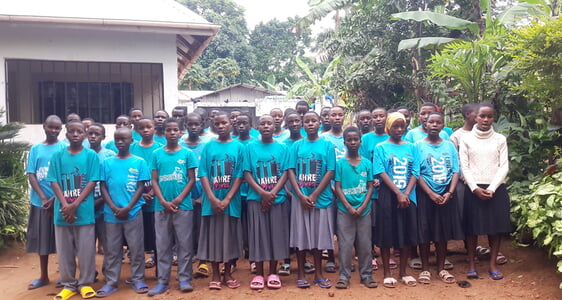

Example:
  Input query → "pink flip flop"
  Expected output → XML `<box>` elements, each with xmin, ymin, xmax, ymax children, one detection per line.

<box><xmin>250</xmin><ymin>276</ymin><xmax>264</xmax><ymax>290</ymax></box>
<box><xmin>267</xmin><ymin>274</ymin><xmax>282</xmax><ymax>289</ymax></box>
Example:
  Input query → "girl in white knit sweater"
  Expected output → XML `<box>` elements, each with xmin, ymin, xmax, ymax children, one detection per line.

<box><xmin>459</xmin><ymin>103</ymin><xmax>511</xmax><ymax>281</ymax></box>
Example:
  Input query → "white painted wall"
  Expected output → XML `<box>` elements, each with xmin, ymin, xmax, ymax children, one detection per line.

<box><xmin>0</xmin><ymin>22</ymin><xmax>179</xmax><ymax>124</ymax></box>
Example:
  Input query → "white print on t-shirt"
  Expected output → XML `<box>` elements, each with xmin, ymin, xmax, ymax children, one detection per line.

<box><xmin>392</xmin><ymin>157</ymin><xmax>409</xmax><ymax>189</ymax></box>
<box><xmin>159</xmin><ymin>166</ymin><xmax>183</xmax><ymax>183</ymax></box>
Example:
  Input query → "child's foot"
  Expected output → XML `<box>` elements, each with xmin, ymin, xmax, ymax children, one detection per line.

<box><xmin>179</xmin><ymin>281</ymin><xmax>194</xmax><ymax>292</ymax></box>
<box><xmin>28</xmin><ymin>278</ymin><xmax>49</xmax><ymax>290</ymax></box>
<box><xmin>147</xmin><ymin>284</ymin><xmax>169</xmax><ymax>296</ymax></box>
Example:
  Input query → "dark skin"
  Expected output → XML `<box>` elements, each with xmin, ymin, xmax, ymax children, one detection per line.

<box><xmin>377</xmin><ymin>118</ymin><xmax>417</xmax><ymax>281</ymax></box>
<box><xmin>136</xmin><ymin>120</ymin><xmax>156</xmax><ymax>204</ymax></box>
<box><xmin>100</xmin><ymin>129</ymin><xmax>146</xmax><ymax>221</ymax></box>
<box><xmin>334</xmin><ymin>131</ymin><xmax>373</xmax><ymax>218</ymax></box>
<box><xmin>236</xmin><ymin>115</ymin><xmax>251</xmax><ymax>141</ymax></box>
<box><xmin>153</xmin><ymin>110</ymin><xmax>168</xmax><ymax>136</ymax></box>
<box><xmin>288</xmin><ymin>112</ymin><xmax>334</xmax><ymax>283</ymax></box>
<box><xmin>27</xmin><ymin>117</ymin><xmax>62</xmax><ymax>287</ymax></box>
<box><xmin>296</xmin><ymin>104</ymin><xmax>309</xmax><ymax>123</ymax></box>
<box><xmin>243</xmin><ymin>116</ymin><xmax>288</xmax><ymax>279</ymax></box>
<box><xmin>320</xmin><ymin>107</ymin><xmax>331</xmax><ymax>133</ymax></box>
<box><xmin>270</xmin><ymin>109</ymin><xmax>285</xmax><ymax>135</ymax></box>
<box><xmin>417</xmin><ymin>114</ymin><xmax>459</xmax><ymax>275</ymax></box>
<box><xmin>371</xmin><ymin>109</ymin><xmax>387</xmax><ymax>135</ymax></box>
<box><xmin>51</xmin><ymin>123</ymin><xmax>97</xmax><ymax>225</ymax></box>
<box><xmin>229</xmin><ymin>111</ymin><xmax>241</xmax><ymax>136</ymax></box>
<box><xmin>286</xmin><ymin>114</ymin><xmax>302</xmax><ymax>141</ymax></box>
<box><xmin>326</xmin><ymin>107</ymin><xmax>344</xmax><ymax>137</ymax></box>
<box><xmin>116</xmin><ymin>116</ymin><xmax>131</xmax><ymax>129</ymax></box>
<box><xmin>199</xmin><ymin>114</ymin><xmax>243</xmax><ymax>284</ymax></box>
<box><xmin>357</xmin><ymin>111</ymin><xmax>372</xmax><ymax>134</ymax></box>
<box><xmin>129</xmin><ymin>110</ymin><xmax>143</xmax><ymax>130</ymax></box>
<box><xmin>397</xmin><ymin>109</ymin><xmax>411</xmax><ymax>128</ymax></box>
<box><xmin>466</xmin><ymin>106</ymin><xmax>502</xmax><ymax>276</ymax></box>
<box><xmin>185</xmin><ymin>115</ymin><xmax>202</xmax><ymax>146</ymax></box>
<box><xmin>417</xmin><ymin>106</ymin><xmax>436</xmax><ymax>133</ymax></box>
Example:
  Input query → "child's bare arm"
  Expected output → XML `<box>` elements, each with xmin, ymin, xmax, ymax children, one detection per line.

<box><xmin>287</xmin><ymin>169</ymin><xmax>306</xmax><ymax>200</ymax></box>
<box><xmin>220</xmin><ymin>177</ymin><xmax>243</xmax><ymax>207</ymax></box>
<box><xmin>417</xmin><ymin>176</ymin><xmax>443</xmax><ymax>204</ymax></box>
<box><xmin>270</xmin><ymin>170</ymin><xmax>288</xmax><ymax>195</ymax></box>
<box><xmin>335</xmin><ymin>180</ymin><xmax>356</xmax><ymax>215</ymax></box>
<box><xmin>114</xmin><ymin>180</ymin><xmax>145</xmax><ymax>220</ymax></box>
<box><xmin>310</xmin><ymin>170</ymin><xmax>334</xmax><ymax>201</ymax></box>
<box><xmin>29</xmin><ymin>173</ymin><xmax>52</xmax><ymax>207</ymax></box>
<box><xmin>200</xmin><ymin>176</ymin><xmax>222</xmax><ymax>214</ymax></box>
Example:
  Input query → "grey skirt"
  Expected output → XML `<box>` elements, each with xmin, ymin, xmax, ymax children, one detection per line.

<box><xmin>26</xmin><ymin>205</ymin><xmax>56</xmax><ymax>255</ymax></box>
<box><xmin>289</xmin><ymin>196</ymin><xmax>335</xmax><ymax>251</ymax></box>
<box><xmin>247</xmin><ymin>200</ymin><xmax>290</xmax><ymax>262</ymax></box>
<box><xmin>197</xmin><ymin>213</ymin><xmax>243</xmax><ymax>263</ymax></box>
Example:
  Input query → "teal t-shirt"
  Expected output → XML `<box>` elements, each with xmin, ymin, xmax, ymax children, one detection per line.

<box><xmin>102</xmin><ymin>155</ymin><xmax>150</xmax><ymax>223</ymax></box>
<box><xmin>153</xmin><ymin>134</ymin><xmax>167</xmax><ymax>145</ymax></box>
<box><xmin>335</xmin><ymin>157</ymin><xmax>373</xmax><ymax>216</ymax></box>
<box><xmin>373</xmin><ymin>141</ymin><xmax>420</xmax><ymax>204</ymax></box>
<box><xmin>93</xmin><ymin>148</ymin><xmax>116</xmax><ymax>218</ymax></box>
<box><xmin>132</xmin><ymin>130</ymin><xmax>142</xmax><ymax>142</ymax></box>
<box><xmin>272</xmin><ymin>129</ymin><xmax>290</xmax><ymax>142</ymax></box>
<box><xmin>415</xmin><ymin>139</ymin><xmax>459</xmax><ymax>194</ymax></box>
<box><xmin>151</xmin><ymin>147</ymin><xmax>198</xmax><ymax>211</ymax></box>
<box><xmin>46</xmin><ymin>147</ymin><xmax>101</xmax><ymax>226</ymax></box>
<box><xmin>26</xmin><ymin>141</ymin><xmax>67</xmax><ymax>208</ymax></box>
<box><xmin>359</xmin><ymin>132</ymin><xmax>389</xmax><ymax>200</ymax></box>
<box><xmin>130</xmin><ymin>141</ymin><xmax>162</xmax><ymax>212</ymax></box>
<box><xmin>237</xmin><ymin>137</ymin><xmax>255</xmax><ymax>198</ymax></box>
<box><xmin>403</xmin><ymin>126</ymin><xmax>450</xmax><ymax>143</ymax></box>
<box><xmin>321</xmin><ymin>133</ymin><xmax>346</xmax><ymax>161</ymax></box>
<box><xmin>288</xmin><ymin>138</ymin><xmax>336</xmax><ymax>208</ymax></box>
<box><xmin>243</xmin><ymin>140</ymin><xmax>289</xmax><ymax>204</ymax></box>
<box><xmin>198</xmin><ymin>139</ymin><xmax>245</xmax><ymax>217</ymax></box>
<box><xmin>104</xmin><ymin>140</ymin><xmax>118</xmax><ymax>153</ymax></box>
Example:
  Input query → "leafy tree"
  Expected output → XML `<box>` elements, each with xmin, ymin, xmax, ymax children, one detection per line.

<box><xmin>249</xmin><ymin>18</ymin><xmax>312</xmax><ymax>85</ymax></box>
<box><xmin>208</xmin><ymin>57</ymin><xmax>240</xmax><ymax>88</ymax></box>
<box><xmin>179</xmin><ymin>63</ymin><xmax>207</xmax><ymax>90</ymax></box>
<box><xmin>177</xmin><ymin>0</ymin><xmax>253</xmax><ymax>88</ymax></box>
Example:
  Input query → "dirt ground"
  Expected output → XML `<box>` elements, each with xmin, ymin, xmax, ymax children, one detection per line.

<box><xmin>1</xmin><ymin>238</ymin><xmax>561</xmax><ymax>300</ymax></box>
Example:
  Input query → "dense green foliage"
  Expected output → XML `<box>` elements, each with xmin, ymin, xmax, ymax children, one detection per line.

<box><xmin>0</xmin><ymin>113</ymin><xmax>29</xmax><ymax>248</ymax></box>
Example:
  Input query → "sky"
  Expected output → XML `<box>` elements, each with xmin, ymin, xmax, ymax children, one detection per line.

<box><xmin>233</xmin><ymin>0</ymin><xmax>335</xmax><ymax>34</ymax></box>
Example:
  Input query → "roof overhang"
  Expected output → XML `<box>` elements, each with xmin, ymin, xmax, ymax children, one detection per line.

<box><xmin>0</xmin><ymin>14</ymin><xmax>219</xmax><ymax>80</ymax></box>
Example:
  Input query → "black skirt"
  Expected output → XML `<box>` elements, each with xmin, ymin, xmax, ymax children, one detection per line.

<box><xmin>374</xmin><ymin>184</ymin><xmax>418</xmax><ymax>249</ymax></box>
<box><xmin>463</xmin><ymin>184</ymin><xmax>513</xmax><ymax>236</ymax></box>
<box><xmin>417</xmin><ymin>188</ymin><xmax>464</xmax><ymax>244</ymax></box>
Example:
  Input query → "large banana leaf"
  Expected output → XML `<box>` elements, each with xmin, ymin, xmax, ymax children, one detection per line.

<box><xmin>391</xmin><ymin>11</ymin><xmax>479</xmax><ymax>34</ymax></box>
<box><xmin>398</xmin><ymin>37</ymin><xmax>457</xmax><ymax>51</ymax></box>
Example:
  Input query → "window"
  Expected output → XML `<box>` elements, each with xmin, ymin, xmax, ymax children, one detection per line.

<box><xmin>6</xmin><ymin>59</ymin><xmax>163</xmax><ymax>123</ymax></box>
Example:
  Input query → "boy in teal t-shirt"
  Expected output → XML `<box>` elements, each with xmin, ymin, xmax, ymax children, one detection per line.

<box><xmin>334</xmin><ymin>127</ymin><xmax>376</xmax><ymax>289</ymax></box>
<box><xmin>97</xmin><ymin>128</ymin><xmax>151</xmax><ymax>296</ymax></box>
<box><xmin>149</xmin><ymin>118</ymin><xmax>198</xmax><ymax>296</ymax></box>
<box><xmin>46</xmin><ymin>120</ymin><xmax>100</xmax><ymax>299</ymax></box>
<box><xmin>26</xmin><ymin>115</ymin><xmax>66</xmax><ymax>290</ymax></box>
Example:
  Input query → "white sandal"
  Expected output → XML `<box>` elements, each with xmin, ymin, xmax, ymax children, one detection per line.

<box><xmin>418</xmin><ymin>270</ymin><xmax>431</xmax><ymax>284</ymax></box>
<box><xmin>383</xmin><ymin>277</ymin><xmax>397</xmax><ymax>288</ymax></box>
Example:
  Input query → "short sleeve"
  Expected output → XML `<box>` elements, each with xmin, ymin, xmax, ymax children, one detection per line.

<box><xmin>243</xmin><ymin>145</ymin><xmax>252</xmax><ymax>172</ymax></box>
<box><xmin>279</xmin><ymin>143</ymin><xmax>289</xmax><ymax>171</ymax></box>
<box><xmin>325</xmin><ymin>141</ymin><xmax>336</xmax><ymax>171</ymax></box>
<box><xmin>151</xmin><ymin>150</ymin><xmax>159</xmax><ymax>171</ymax></box>
<box><xmin>287</xmin><ymin>141</ymin><xmax>298</xmax><ymax>169</ymax></box>
<box><xmin>372</xmin><ymin>144</ymin><xmax>385</xmax><ymax>175</ymax></box>
<box><xmin>46</xmin><ymin>151</ymin><xmax>61</xmax><ymax>182</ymax></box>
<box><xmin>232</xmin><ymin>144</ymin><xmax>244</xmax><ymax>178</ymax></box>
<box><xmin>366</xmin><ymin>160</ymin><xmax>374</xmax><ymax>181</ymax></box>
<box><xmin>410</xmin><ymin>143</ymin><xmax>420</xmax><ymax>178</ymax></box>
<box><xmin>186</xmin><ymin>149</ymin><xmax>198</xmax><ymax>170</ymax></box>
<box><xmin>26</xmin><ymin>145</ymin><xmax>38</xmax><ymax>173</ymax></box>
<box><xmin>87</xmin><ymin>151</ymin><xmax>101</xmax><ymax>182</ymax></box>
<box><xmin>334</xmin><ymin>159</ymin><xmax>343</xmax><ymax>182</ymax></box>
<box><xmin>138</xmin><ymin>158</ymin><xmax>151</xmax><ymax>181</ymax></box>
<box><xmin>198</xmin><ymin>144</ymin><xmax>209</xmax><ymax>178</ymax></box>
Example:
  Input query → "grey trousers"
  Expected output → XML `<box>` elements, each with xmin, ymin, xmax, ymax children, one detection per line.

<box><xmin>336</xmin><ymin>209</ymin><xmax>373</xmax><ymax>281</ymax></box>
<box><xmin>55</xmin><ymin>224</ymin><xmax>96</xmax><ymax>291</ymax></box>
<box><xmin>155</xmin><ymin>210</ymin><xmax>193</xmax><ymax>285</ymax></box>
<box><xmin>103</xmin><ymin>213</ymin><xmax>145</xmax><ymax>287</ymax></box>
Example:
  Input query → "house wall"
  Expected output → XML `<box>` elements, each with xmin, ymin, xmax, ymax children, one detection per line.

<box><xmin>202</xmin><ymin>86</ymin><xmax>273</xmax><ymax>103</ymax></box>
<box><xmin>0</xmin><ymin>23</ymin><xmax>178</xmax><ymax>126</ymax></box>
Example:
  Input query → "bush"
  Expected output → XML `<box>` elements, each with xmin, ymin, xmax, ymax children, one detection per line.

<box><xmin>0</xmin><ymin>112</ymin><xmax>29</xmax><ymax>248</ymax></box>
<box><xmin>510</xmin><ymin>160</ymin><xmax>562</xmax><ymax>288</ymax></box>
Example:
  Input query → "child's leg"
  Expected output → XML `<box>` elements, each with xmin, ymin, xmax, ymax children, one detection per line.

<box><xmin>380</xmin><ymin>248</ymin><xmax>391</xmax><ymax>278</ymax></box>
<box><xmin>173</xmin><ymin>210</ymin><xmax>194</xmax><ymax>283</ymax></box>
<box><xmin>435</xmin><ymin>241</ymin><xmax>447</xmax><ymax>271</ymax></box>
<box><xmin>488</xmin><ymin>234</ymin><xmax>501</xmax><ymax>272</ymax></box>
<box><xmin>296</xmin><ymin>250</ymin><xmax>306</xmax><ymax>280</ymax></box>
<box><xmin>356</xmin><ymin>212</ymin><xmax>373</xmax><ymax>282</ymax></box>
<box><xmin>223</xmin><ymin>260</ymin><xmax>236</xmax><ymax>282</ymax></box>
<box><xmin>312</xmin><ymin>248</ymin><xmax>324</xmax><ymax>281</ymax></box>
<box><xmin>124</xmin><ymin>213</ymin><xmax>145</xmax><ymax>283</ymax></box>
<box><xmin>398</xmin><ymin>246</ymin><xmax>411</xmax><ymax>277</ymax></box>
<box><xmin>54</xmin><ymin>225</ymin><xmax>79</xmax><ymax>291</ymax></box>
<box><xmin>419</xmin><ymin>243</ymin><xmax>430</xmax><ymax>272</ymax></box>
<box><xmin>466</xmin><ymin>235</ymin><xmax>477</xmax><ymax>271</ymax></box>
<box><xmin>211</xmin><ymin>262</ymin><xmax>221</xmax><ymax>282</ymax></box>
<box><xmin>154</xmin><ymin>212</ymin><xmax>173</xmax><ymax>286</ymax></box>
<box><xmin>103</xmin><ymin>221</ymin><xmax>125</xmax><ymax>287</ymax></box>
<box><xmin>75</xmin><ymin>224</ymin><xmax>96</xmax><ymax>288</ymax></box>
<box><xmin>336</xmin><ymin>209</ymin><xmax>354</xmax><ymax>282</ymax></box>
<box><xmin>39</xmin><ymin>255</ymin><xmax>49</xmax><ymax>282</ymax></box>
<box><xmin>255</xmin><ymin>261</ymin><xmax>264</xmax><ymax>277</ymax></box>
<box><xmin>268</xmin><ymin>260</ymin><xmax>277</xmax><ymax>275</ymax></box>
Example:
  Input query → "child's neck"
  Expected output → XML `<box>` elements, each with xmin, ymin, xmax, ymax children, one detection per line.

<box><xmin>261</xmin><ymin>136</ymin><xmax>273</xmax><ymax>144</ymax></box>
<box><xmin>425</xmin><ymin>134</ymin><xmax>442</xmax><ymax>145</ymax></box>
<box><xmin>238</xmin><ymin>133</ymin><xmax>250</xmax><ymax>141</ymax></box>
<box><xmin>463</xmin><ymin>122</ymin><xmax>474</xmax><ymax>131</ymax></box>
<box><xmin>44</xmin><ymin>138</ymin><xmax>58</xmax><ymax>145</ymax></box>
<box><xmin>274</xmin><ymin>126</ymin><xmax>282</xmax><ymax>135</ymax></box>
<box><xmin>68</xmin><ymin>144</ymin><xmax>83</xmax><ymax>154</ymax></box>
<box><xmin>218</xmin><ymin>135</ymin><xmax>232</xmax><ymax>143</ymax></box>
<box><xmin>156</xmin><ymin>128</ymin><xmax>165</xmax><ymax>135</ymax></box>
<box><xmin>290</xmin><ymin>131</ymin><xmax>301</xmax><ymax>140</ymax></box>
<box><xmin>329</xmin><ymin>126</ymin><xmax>343</xmax><ymax>136</ymax></box>
<box><xmin>388</xmin><ymin>137</ymin><xmax>405</xmax><ymax>145</ymax></box>
<box><xmin>117</xmin><ymin>150</ymin><xmax>132</xmax><ymax>159</ymax></box>
<box><xmin>307</xmin><ymin>133</ymin><xmax>319</xmax><ymax>141</ymax></box>
<box><xmin>374</xmin><ymin>128</ymin><xmax>385</xmax><ymax>135</ymax></box>
<box><xmin>346</xmin><ymin>152</ymin><xmax>361</xmax><ymax>165</ymax></box>
<box><xmin>140</xmin><ymin>138</ymin><xmax>154</xmax><ymax>147</ymax></box>
<box><xmin>90</xmin><ymin>144</ymin><xmax>102</xmax><ymax>153</ymax></box>
<box><xmin>187</xmin><ymin>134</ymin><xmax>200</xmax><ymax>145</ymax></box>
<box><xmin>165</xmin><ymin>142</ymin><xmax>181</xmax><ymax>152</ymax></box>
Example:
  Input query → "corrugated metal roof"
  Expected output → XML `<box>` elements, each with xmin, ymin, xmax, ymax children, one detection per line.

<box><xmin>0</xmin><ymin>0</ymin><xmax>210</xmax><ymax>25</ymax></box>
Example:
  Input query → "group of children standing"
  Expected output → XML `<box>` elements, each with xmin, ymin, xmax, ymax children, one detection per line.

<box><xmin>25</xmin><ymin>101</ymin><xmax>511</xmax><ymax>299</ymax></box>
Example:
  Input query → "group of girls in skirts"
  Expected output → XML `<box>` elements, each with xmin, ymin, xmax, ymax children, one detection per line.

<box><xmin>25</xmin><ymin>101</ymin><xmax>511</xmax><ymax>299</ymax></box>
